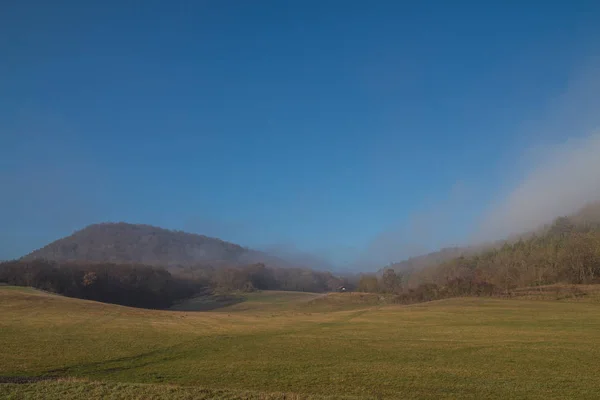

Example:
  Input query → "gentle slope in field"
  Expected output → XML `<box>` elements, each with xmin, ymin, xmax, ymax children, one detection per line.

<box><xmin>2</xmin><ymin>286</ymin><xmax>600</xmax><ymax>399</ymax></box>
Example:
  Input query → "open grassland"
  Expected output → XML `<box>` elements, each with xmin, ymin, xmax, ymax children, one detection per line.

<box><xmin>0</xmin><ymin>378</ymin><xmax>361</xmax><ymax>400</ymax></box>
<box><xmin>2</xmin><ymin>286</ymin><xmax>600</xmax><ymax>399</ymax></box>
<box><xmin>170</xmin><ymin>290</ymin><xmax>325</xmax><ymax>312</ymax></box>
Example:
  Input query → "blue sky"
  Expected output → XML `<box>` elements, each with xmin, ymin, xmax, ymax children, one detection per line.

<box><xmin>2</xmin><ymin>1</ymin><xmax>600</xmax><ymax>267</ymax></box>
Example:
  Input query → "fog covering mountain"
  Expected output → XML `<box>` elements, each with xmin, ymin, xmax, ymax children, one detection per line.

<box><xmin>382</xmin><ymin>201</ymin><xmax>600</xmax><ymax>276</ymax></box>
<box><xmin>21</xmin><ymin>222</ymin><xmax>293</xmax><ymax>268</ymax></box>
<box><xmin>19</xmin><ymin>202</ymin><xmax>600</xmax><ymax>280</ymax></box>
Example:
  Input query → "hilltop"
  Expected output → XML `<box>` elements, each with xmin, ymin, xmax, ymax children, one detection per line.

<box><xmin>8</xmin><ymin>224</ymin><xmax>344</xmax><ymax>308</ymax></box>
<box><xmin>21</xmin><ymin>222</ymin><xmax>288</xmax><ymax>268</ymax></box>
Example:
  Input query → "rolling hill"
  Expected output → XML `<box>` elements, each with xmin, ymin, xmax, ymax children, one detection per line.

<box><xmin>3</xmin><ymin>285</ymin><xmax>600</xmax><ymax>399</ymax></box>
<box><xmin>21</xmin><ymin>222</ymin><xmax>288</xmax><ymax>268</ymax></box>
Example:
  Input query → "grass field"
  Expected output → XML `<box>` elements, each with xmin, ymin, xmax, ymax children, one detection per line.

<box><xmin>170</xmin><ymin>290</ymin><xmax>325</xmax><ymax>312</ymax></box>
<box><xmin>2</xmin><ymin>286</ymin><xmax>600</xmax><ymax>399</ymax></box>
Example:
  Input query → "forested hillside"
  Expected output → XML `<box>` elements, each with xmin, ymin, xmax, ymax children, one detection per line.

<box><xmin>5</xmin><ymin>222</ymin><xmax>347</xmax><ymax>308</ymax></box>
<box><xmin>363</xmin><ymin>202</ymin><xmax>600</xmax><ymax>301</ymax></box>
<box><xmin>381</xmin><ymin>246</ymin><xmax>470</xmax><ymax>276</ymax></box>
<box><xmin>22</xmin><ymin>223</ymin><xmax>289</xmax><ymax>268</ymax></box>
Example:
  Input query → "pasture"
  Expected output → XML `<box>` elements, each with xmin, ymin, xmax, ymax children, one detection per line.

<box><xmin>2</xmin><ymin>286</ymin><xmax>600</xmax><ymax>399</ymax></box>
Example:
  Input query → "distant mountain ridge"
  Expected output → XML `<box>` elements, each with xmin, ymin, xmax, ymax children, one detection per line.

<box><xmin>22</xmin><ymin>222</ymin><xmax>289</xmax><ymax>268</ymax></box>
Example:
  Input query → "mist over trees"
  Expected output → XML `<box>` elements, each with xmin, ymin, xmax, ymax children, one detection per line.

<box><xmin>4</xmin><ymin>203</ymin><xmax>600</xmax><ymax>308</ymax></box>
<box><xmin>174</xmin><ymin>262</ymin><xmax>345</xmax><ymax>293</ymax></box>
<box><xmin>0</xmin><ymin>259</ymin><xmax>345</xmax><ymax>308</ymax></box>
<box><xmin>21</xmin><ymin>222</ymin><xmax>294</xmax><ymax>269</ymax></box>
<box><xmin>359</xmin><ymin>205</ymin><xmax>600</xmax><ymax>303</ymax></box>
<box><xmin>411</xmin><ymin>206</ymin><xmax>600</xmax><ymax>289</ymax></box>
<box><xmin>1</xmin><ymin>221</ymin><xmax>350</xmax><ymax>308</ymax></box>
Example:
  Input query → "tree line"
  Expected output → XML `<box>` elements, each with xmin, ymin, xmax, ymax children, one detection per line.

<box><xmin>0</xmin><ymin>259</ymin><xmax>346</xmax><ymax>308</ymax></box>
<box><xmin>0</xmin><ymin>259</ymin><xmax>199</xmax><ymax>308</ymax></box>
<box><xmin>5</xmin><ymin>211</ymin><xmax>598</xmax><ymax>308</ymax></box>
<box><xmin>171</xmin><ymin>262</ymin><xmax>346</xmax><ymax>293</ymax></box>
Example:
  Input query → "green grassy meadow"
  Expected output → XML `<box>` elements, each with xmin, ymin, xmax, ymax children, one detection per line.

<box><xmin>2</xmin><ymin>286</ymin><xmax>600</xmax><ymax>399</ymax></box>
<box><xmin>169</xmin><ymin>290</ymin><xmax>325</xmax><ymax>312</ymax></box>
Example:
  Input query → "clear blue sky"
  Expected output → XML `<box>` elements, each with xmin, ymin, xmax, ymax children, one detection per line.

<box><xmin>2</xmin><ymin>1</ymin><xmax>599</xmax><ymax>266</ymax></box>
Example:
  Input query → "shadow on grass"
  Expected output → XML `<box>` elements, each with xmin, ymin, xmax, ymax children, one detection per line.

<box><xmin>43</xmin><ymin>340</ymin><xmax>197</xmax><ymax>379</ymax></box>
<box><xmin>168</xmin><ymin>293</ymin><xmax>246</xmax><ymax>311</ymax></box>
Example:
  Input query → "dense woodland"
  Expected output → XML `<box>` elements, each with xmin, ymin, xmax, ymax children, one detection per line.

<box><xmin>169</xmin><ymin>261</ymin><xmax>346</xmax><ymax>293</ymax></box>
<box><xmin>0</xmin><ymin>260</ymin><xmax>198</xmax><ymax>308</ymax></box>
<box><xmin>0</xmin><ymin>259</ymin><xmax>345</xmax><ymax>308</ymax></box>
<box><xmin>359</xmin><ymin>206</ymin><xmax>600</xmax><ymax>303</ymax></box>
<box><xmin>22</xmin><ymin>222</ymin><xmax>292</xmax><ymax>269</ymax></box>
